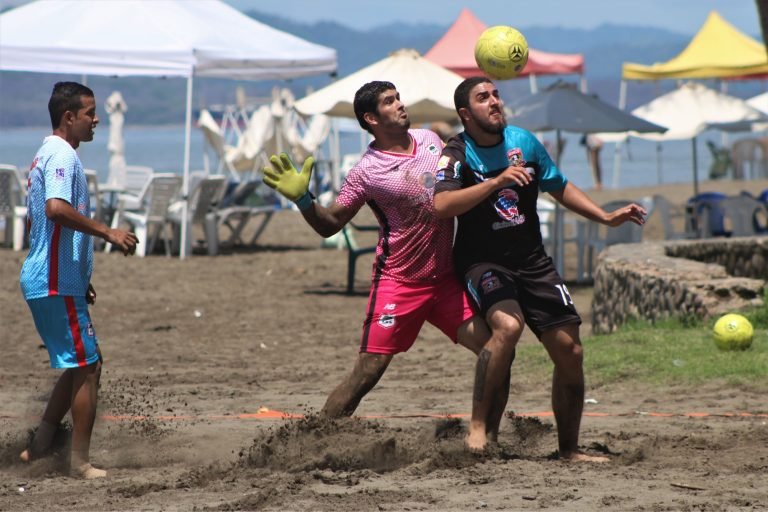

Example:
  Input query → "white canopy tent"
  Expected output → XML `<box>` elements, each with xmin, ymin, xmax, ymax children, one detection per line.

<box><xmin>0</xmin><ymin>0</ymin><xmax>337</xmax><ymax>258</ymax></box>
<box><xmin>599</xmin><ymin>82</ymin><xmax>768</xmax><ymax>194</ymax></box>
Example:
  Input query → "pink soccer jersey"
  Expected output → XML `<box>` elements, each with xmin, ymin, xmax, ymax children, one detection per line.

<box><xmin>336</xmin><ymin>129</ymin><xmax>455</xmax><ymax>284</ymax></box>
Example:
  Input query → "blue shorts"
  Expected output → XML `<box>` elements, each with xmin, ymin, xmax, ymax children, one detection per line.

<box><xmin>27</xmin><ymin>296</ymin><xmax>100</xmax><ymax>369</ymax></box>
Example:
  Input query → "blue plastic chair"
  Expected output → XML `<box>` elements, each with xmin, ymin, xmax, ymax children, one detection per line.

<box><xmin>686</xmin><ymin>192</ymin><xmax>727</xmax><ymax>237</ymax></box>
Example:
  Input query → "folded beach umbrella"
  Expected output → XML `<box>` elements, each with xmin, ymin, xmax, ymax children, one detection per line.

<box><xmin>295</xmin><ymin>49</ymin><xmax>463</xmax><ymax>124</ymax></box>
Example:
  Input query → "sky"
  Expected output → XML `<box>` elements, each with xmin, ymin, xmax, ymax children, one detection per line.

<box><xmin>223</xmin><ymin>0</ymin><xmax>761</xmax><ymax>36</ymax></box>
<box><xmin>0</xmin><ymin>0</ymin><xmax>760</xmax><ymax>36</ymax></box>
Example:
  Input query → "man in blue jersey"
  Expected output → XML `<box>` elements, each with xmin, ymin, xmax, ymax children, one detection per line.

<box><xmin>19</xmin><ymin>82</ymin><xmax>138</xmax><ymax>479</ymax></box>
<box><xmin>434</xmin><ymin>77</ymin><xmax>646</xmax><ymax>460</ymax></box>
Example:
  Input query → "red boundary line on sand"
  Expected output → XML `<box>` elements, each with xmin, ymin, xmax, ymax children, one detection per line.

<box><xmin>3</xmin><ymin>409</ymin><xmax>768</xmax><ymax>422</ymax></box>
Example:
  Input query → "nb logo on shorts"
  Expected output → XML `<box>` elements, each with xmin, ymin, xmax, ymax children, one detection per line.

<box><xmin>378</xmin><ymin>314</ymin><xmax>396</xmax><ymax>329</ymax></box>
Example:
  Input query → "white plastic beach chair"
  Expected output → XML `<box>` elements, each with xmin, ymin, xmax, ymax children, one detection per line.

<box><xmin>106</xmin><ymin>173</ymin><xmax>182</xmax><ymax>257</ymax></box>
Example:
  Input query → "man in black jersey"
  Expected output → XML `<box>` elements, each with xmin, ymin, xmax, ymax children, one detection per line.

<box><xmin>434</xmin><ymin>76</ymin><xmax>646</xmax><ymax>460</ymax></box>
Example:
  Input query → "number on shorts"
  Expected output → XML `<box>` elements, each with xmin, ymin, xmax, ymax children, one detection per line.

<box><xmin>554</xmin><ymin>284</ymin><xmax>573</xmax><ymax>305</ymax></box>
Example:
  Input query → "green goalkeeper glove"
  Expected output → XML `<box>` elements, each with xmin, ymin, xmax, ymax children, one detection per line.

<box><xmin>263</xmin><ymin>153</ymin><xmax>315</xmax><ymax>211</ymax></box>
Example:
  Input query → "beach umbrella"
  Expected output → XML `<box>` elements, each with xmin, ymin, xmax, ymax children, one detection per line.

<box><xmin>295</xmin><ymin>48</ymin><xmax>463</xmax><ymax>124</ymax></box>
<box><xmin>507</xmin><ymin>81</ymin><xmax>667</xmax><ymax>161</ymax></box>
<box><xmin>506</xmin><ymin>81</ymin><xmax>666</xmax><ymax>277</ymax></box>
<box><xmin>104</xmin><ymin>91</ymin><xmax>128</xmax><ymax>187</ymax></box>
<box><xmin>599</xmin><ymin>82</ymin><xmax>768</xmax><ymax>195</ymax></box>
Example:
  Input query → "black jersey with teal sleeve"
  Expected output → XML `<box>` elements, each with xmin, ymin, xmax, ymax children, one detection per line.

<box><xmin>434</xmin><ymin>125</ymin><xmax>567</xmax><ymax>273</ymax></box>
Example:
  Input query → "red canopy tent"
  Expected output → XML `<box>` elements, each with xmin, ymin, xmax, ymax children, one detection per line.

<box><xmin>424</xmin><ymin>8</ymin><xmax>586</xmax><ymax>91</ymax></box>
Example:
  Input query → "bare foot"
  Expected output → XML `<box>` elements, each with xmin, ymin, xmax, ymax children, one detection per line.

<box><xmin>465</xmin><ymin>428</ymin><xmax>488</xmax><ymax>452</ymax></box>
<box><xmin>561</xmin><ymin>451</ymin><xmax>610</xmax><ymax>463</ymax></box>
<box><xmin>73</xmin><ymin>463</ymin><xmax>107</xmax><ymax>479</ymax></box>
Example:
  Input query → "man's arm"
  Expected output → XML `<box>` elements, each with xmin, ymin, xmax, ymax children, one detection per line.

<box><xmin>433</xmin><ymin>165</ymin><xmax>533</xmax><ymax>219</ymax></box>
<box><xmin>262</xmin><ymin>153</ymin><xmax>361</xmax><ymax>236</ymax></box>
<box><xmin>300</xmin><ymin>201</ymin><xmax>358</xmax><ymax>238</ymax></box>
<box><xmin>46</xmin><ymin>198</ymin><xmax>138</xmax><ymax>254</ymax></box>
<box><xmin>548</xmin><ymin>182</ymin><xmax>646</xmax><ymax>226</ymax></box>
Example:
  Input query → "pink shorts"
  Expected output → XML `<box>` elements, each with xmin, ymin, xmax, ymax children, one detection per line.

<box><xmin>359</xmin><ymin>276</ymin><xmax>476</xmax><ymax>355</ymax></box>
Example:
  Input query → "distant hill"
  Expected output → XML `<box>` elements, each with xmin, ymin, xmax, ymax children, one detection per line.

<box><xmin>0</xmin><ymin>10</ymin><xmax>763</xmax><ymax>128</ymax></box>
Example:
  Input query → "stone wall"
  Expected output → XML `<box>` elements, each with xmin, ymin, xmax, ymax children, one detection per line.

<box><xmin>591</xmin><ymin>237</ymin><xmax>767</xmax><ymax>334</ymax></box>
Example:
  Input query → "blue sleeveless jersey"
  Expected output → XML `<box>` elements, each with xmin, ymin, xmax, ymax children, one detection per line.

<box><xmin>20</xmin><ymin>136</ymin><xmax>93</xmax><ymax>300</ymax></box>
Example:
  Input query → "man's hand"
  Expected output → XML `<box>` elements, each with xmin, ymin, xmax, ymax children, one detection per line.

<box><xmin>493</xmin><ymin>165</ymin><xmax>534</xmax><ymax>189</ymax></box>
<box><xmin>605</xmin><ymin>203</ymin><xmax>647</xmax><ymax>226</ymax></box>
<box><xmin>263</xmin><ymin>153</ymin><xmax>314</xmax><ymax>203</ymax></box>
<box><xmin>86</xmin><ymin>283</ymin><xmax>96</xmax><ymax>305</ymax></box>
<box><xmin>106</xmin><ymin>228</ymin><xmax>138</xmax><ymax>256</ymax></box>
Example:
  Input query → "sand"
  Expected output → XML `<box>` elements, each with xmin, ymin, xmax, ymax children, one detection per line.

<box><xmin>1</xmin><ymin>178</ymin><xmax>767</xmax><ymax>511</ymax></box>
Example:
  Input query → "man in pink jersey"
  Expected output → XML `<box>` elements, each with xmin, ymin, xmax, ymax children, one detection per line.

<box><xmin>19</xmin><ymin>82</ymin><xmax>138</xmax><ymax>478</ymax></box>
<box><xmin>263</xmin><ymin>81</ymin><xmax>506</xmax><ymax>440</ymax></box>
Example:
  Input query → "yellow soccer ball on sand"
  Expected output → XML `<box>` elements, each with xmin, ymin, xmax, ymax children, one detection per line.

<box><xmin>713</xmin><ymin>313</ymin><xmax>754</xmax><ymax>351</ymax></box>
<box><xmin>474</xmin><ymin>26</ymin><xmax>529</xmax><ymax>80</ymax></box>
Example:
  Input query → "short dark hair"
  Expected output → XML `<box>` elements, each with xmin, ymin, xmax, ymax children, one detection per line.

<box><xmin>48</xmin><ymin>81</ymin><xmax>94</xmax><ymax>129</ymax></box>
<box><xmin>454</xmin><ymin>76</ymin><xmax>493</xmax><ymax>113</ymax></box>
<box><xmin>353</xmin><ymin>80</ymin><xmax>396</xmax><ymax>134</ymax></box>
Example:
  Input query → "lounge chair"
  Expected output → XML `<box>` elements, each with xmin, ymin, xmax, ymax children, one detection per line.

<box><xmin>203</xmin><ymin>180</ymin><xmax>278</xmax><ymax>255</ymax></box>
<box><xmin>0</xmin><ymin>164</ymin><xmax>26</xmax><ymax>250</ymax></box>
<box><xmin>167</xmin><ymin>174</ymin><xmax>227</xmax><ymax>255</ymax></box>
<box><xmin>583</xmin><ymin>199</ymin><xmax>645</xmax><ymax>281</ymax></box>
<box><xmin>105</xmin><ymin>173</ymin><xmax>182</xmax><ymax>256</ymax></box>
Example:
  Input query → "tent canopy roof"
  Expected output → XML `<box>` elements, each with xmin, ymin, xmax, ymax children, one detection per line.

<box><xmin>622</xmin><ymin>11</ymin><xmax>768</xmax><ymax>80</ymax></box>
<box><xmin>0</xmin><ymin>0</ymin><xmax>337</xmax><ymax>79</ymax></box>
<box><xmin>294</xmin><ymin>49</ymin><xmax>463</xmax><ymax>124</ymax></box>
<box><xmin>424</xmin><ymin>8</ymin><xmax>584</xmax><ymax>78</ymax></box>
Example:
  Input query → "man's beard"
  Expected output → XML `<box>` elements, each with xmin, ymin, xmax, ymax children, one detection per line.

<box><xmin>474</xmin><ymin>108</ymin><xmax>506</xmax><ymax>135</ymax></box>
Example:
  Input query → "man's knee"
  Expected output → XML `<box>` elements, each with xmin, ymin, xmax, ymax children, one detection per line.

<box><xmin>487</xmin><ymin>302</ymin><xmax>525</xmax><ymax>344</ymax></box>
<box><xmin>355</xmin><ymin>353</ymin><xmax>392</xmax><ymax>385</ymax></box>
<box><xmin>456</xmin><ymin>316</ymin><xmax>490</xmax><ymax>354</ymax></box>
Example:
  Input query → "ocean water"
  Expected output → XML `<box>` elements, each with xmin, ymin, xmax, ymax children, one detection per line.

<box><xmin>0</xmin><ymin>123</ymin><xmax>740</xmax><ymax>192</ymax></box>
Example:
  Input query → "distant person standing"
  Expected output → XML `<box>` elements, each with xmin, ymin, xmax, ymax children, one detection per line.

<box><xmin>19</xmin><ymin>82</ymin><xmax>138</xmax><ymax>479</ymax></box>
<box><xmin>581</xmin><ymin>134</ymin><xmax>604</xmax><ymax>190</ymax></box>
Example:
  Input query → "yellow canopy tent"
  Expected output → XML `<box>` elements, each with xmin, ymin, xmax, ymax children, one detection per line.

<box><xmin>622</xmin><ymin>11</ymin><xmax>768</xmax><ymax>80</ymax></box>
<box><xmin>610</xmin><ymin>11</ymin><xmax>768</xmax><ymax>189</ymax></box>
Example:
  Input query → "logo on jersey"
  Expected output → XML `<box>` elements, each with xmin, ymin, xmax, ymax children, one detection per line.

<box><xmin>507</xmin><ymin>148</ymin><xmax>525</xmax><ymax>166</ymax></box>
<box><xmin>55</xmin><ymin>168</ymin><xmax>65</xmax><ymax>179</ymax></box>
<box><xmin>86</xmin><ymin>322</ymin><xmax>94</xmax><ymax>337</ymax></box>
<box><xmin>427</xmin><ymin>143</ymin><xmax>439</xmax><ymax>155</ymax></box>
<box><xmin>494</xmin><ymin>188</ymin><xmax>526</xmax><ymax>226</ymax></box>
<box><xmin>452</xmin><ymin>160</ymin><xmax>462</xmax><ymax>178</ymax></box>
<box><xmin>437</xmin><ymin>155</ymin><xmax>450</xmax><ymax>171</ymax></box>
<box><xmin>384</xmin><ymin>303</ymin><xmax>396</xmax><ymax>311</ymax></box>
<box><xmin>378</xmin><ymin>314</ymin><xmax>396</xmax><ymax>329</ymax></box>
<box><xmin>419</xmin><ymin>171</ymin><xmax>435</xmax><ymax>189</ymax></box>
<box><xmin>480</xmin><ymin>272</ymin><xmax>502</xmax><ymax>293</ymax></box>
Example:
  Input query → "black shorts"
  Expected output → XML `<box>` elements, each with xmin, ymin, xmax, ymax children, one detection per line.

<box><xmin>463</xmin><ymin>247</ymin><xmax>581</xmax><ymax>339</ymax></box>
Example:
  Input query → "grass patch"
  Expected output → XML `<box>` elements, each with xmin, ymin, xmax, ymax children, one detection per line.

<box><xmin>515</xmin><ymin>304</ymin><xmax>768</xmax><ymax>388</ymax></box>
